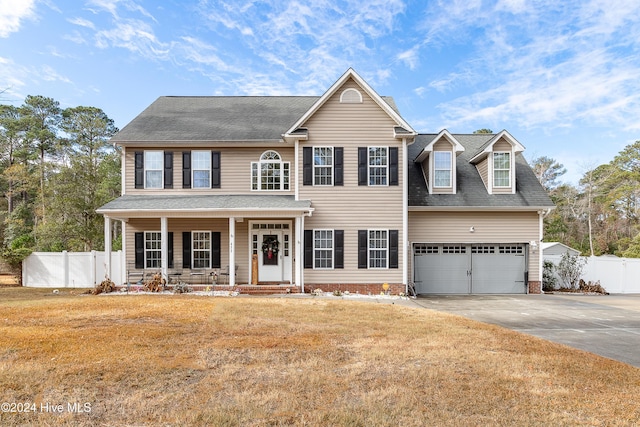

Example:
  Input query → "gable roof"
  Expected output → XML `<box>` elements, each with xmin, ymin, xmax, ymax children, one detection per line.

<box><xmin>414</xmin><ymin>129</ymin><xmax>465</xmax><ymax>163</ymax></box>
<box><xmin>409</xmin><ymin>133</ymin><xmax>554</xmax><ymax>209</ymax></box>
<box><xmin>468</xmin><ymin>130</ymin><xmax>525</xmax><ymax>164</ymax></box>
<box><xmin>110</xmin><ymin>91</ymin><xmax>403</xmax><ymax>145</ymax></box>
<box><xmin>541</xmin><ymin>242</ymin><xmax>581</xmax><ymax>255</ymax></box>
<box><xmin>284</xmin><ymin>68</ymin><xmax>417</xmax><ymax>140</ymax></box>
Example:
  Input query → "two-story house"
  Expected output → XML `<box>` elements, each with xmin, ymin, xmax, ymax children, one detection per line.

<box><xmin>97</xmin><ymin>69</ymin><xmax>554</xmax><ymax>294</ymax></box>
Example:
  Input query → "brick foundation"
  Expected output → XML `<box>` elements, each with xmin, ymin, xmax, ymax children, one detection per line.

<box><xmin>528</xmin><ymin>281</ymin><xmax>541</xmax><ymax>294</ymax></box>
<box><xmin>304</xmin><ymin>283</ymin><xmax>405</xmax><ymax>295</ymax></box>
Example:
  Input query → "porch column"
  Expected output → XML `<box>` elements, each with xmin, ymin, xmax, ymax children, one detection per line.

<box><xmin>296</xmin><ymin>214</ymin><xmax>305</xmax><ymax>292</ymax></box>
<box><xmin>161</xmin><ymin>216</ymin><xmax>168</xmax><ymax>279</ymax></box>
<box><xmin>229</xmin><ymin>217</ymin><xmax>236</xmax><ymax>286</ymax></box>
<box><xmin>104</xmin><ymin>215</ymin><xmax>112</xmax><ymax>280</ymax></box>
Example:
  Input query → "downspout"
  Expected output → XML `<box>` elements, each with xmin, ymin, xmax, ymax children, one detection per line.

<box><xmin>402</xmin><ymin>138</ymin><xmax>409</xmax><ymax>294</ymax></box>
<box><xmin>294</xmin><ymin>139</ymin><xmax>299</xmax><ymax>201</ymax></box>
<box><xmin>539</xmin><ymin>208</ymin><xmax>551</xmax><ymax>292</ymax></box>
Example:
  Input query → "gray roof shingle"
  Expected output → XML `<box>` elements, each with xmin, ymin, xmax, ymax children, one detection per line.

<box><xmin>112</xmin><ymin>95</ymin><xmax>400</xmax><ymax>143</ymax></box>
<box><xmin>97</xmin><ymin>194</ymin><xmax>312</xmax><ymax>213</ymax></box>
<box><xmin>408</xmin><ymin>134</ymin><xmax>554</xmax><ymax>209</ymax></box>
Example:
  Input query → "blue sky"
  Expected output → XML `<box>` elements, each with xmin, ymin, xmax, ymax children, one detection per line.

<box><xmin>2</xmin><ymin>0</ymin><xmax>640</xmax><ymax>184</ymax></box>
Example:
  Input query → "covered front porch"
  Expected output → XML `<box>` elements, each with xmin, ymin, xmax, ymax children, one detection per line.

<box><xmin>97</xmin><ymin>195</ymin><xmax>314</xmax><ymax>291</ymax></box>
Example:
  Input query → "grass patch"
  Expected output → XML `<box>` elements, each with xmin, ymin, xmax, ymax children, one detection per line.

<box><xmin>1</xmin><ymin>288</ymin><xmax>639</xmax><ymax>426</ymax></box>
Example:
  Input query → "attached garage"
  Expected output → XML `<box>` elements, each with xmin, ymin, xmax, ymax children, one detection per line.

<box><xmin>413</xmin><ymin>243</ymin><xmax>527</xmax><ymax>294</ymax></box>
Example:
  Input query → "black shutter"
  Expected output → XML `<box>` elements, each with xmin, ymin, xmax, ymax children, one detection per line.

<box><xmin>164</xmin><ymin>151</ymin><xmax>173</xmax><ymax>189</ymax></box>
<box><xmin>182</xmin><ymin>232</ymin><xmax>191</xmax><ymax>268</ymax></box>
<box><xmin>212</xmin><ymin>231</ymin><xmax>221</xmax><ymax>268</ymax></box>
<box><xmin>168</xmin><ymin>232</ymin><xmax>174</xmax><ymax>268</ymax></box>
<box><xmin>334</xmin><ymin>147</ymin><xmax>343</xmax><ymax>186</ymax></box>
<box><xmin>135</xmin><ymin>232</ymin><xmax>144</xmax><ymax>269</ymax></box>
<box><xmin>134</xmin><ymin>151</ymin><xmax>144</xmax><ymax>189</ymax></box>
<box><xmin>335</xmin><ymin>230</ymin><xmax>344</xmax><ymax>269</ymax></box>
<box><xmin>303</xmin><ymin>147</ymin><xmax>312</xmax><ymax>185</ymax></box>
<box><xmin>304</xmin><ymin>230</ymin><xmax>313</xmax><ymax>269</ymax></box>
<box><xmin>358</xmin><ymin>147</ymin><xmax>367</xmax><ymax>186</ymax></box>
<box><xmin>358</xmin><ymin>230</ymin><xmax>368</xmax><ymax>269</ymax></box>
<box><xmin>389</xmin><ymin>230</ymin><xmax>399</xmax><ymax>269</ymax></box>
<box><xmin>182</xmin><ymin>151</ymin><xmax>191</xmax><ymax>189</ymax></box>
<box><xmin>389</xmin><ymin>147</ymin><xmax>398</xmax><ymax>186</ymax></box>
<box><xmin>211</xmin><ymin>151</ymin><xmax>221</xmax><ymax>188</ymax></box>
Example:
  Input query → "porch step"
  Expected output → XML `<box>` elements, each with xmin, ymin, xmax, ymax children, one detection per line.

<box><xmin>114</xmin><ymin>284</ymin><xmax>301</xmax><ymax>295</ymax></box>
<box><xmin>215</xmin><ymin>284</ymin><xmax>300</xmax><ymax>295</ymax></box>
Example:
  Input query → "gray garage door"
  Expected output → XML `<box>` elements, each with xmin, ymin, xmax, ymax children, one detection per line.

<box><xmin>413</xmin><ymin>244</ymin><xmax>526</xmax><ymax>294</ymax></box>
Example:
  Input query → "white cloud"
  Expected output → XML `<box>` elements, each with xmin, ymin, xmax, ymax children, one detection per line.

<box><xmin>397</xmin><ymin>45</ymin><xmax>420</xmax><ymax>70</ymax></box>
<box><xmin>0</xmin><ymin>0</ymin><xmax>36</xmax><ymax>37</ymax></box>
<box><xmin>40</xmin><ymin>65</ymin><xmax>71</xmax><ymax>84</ymax></box>
<box><xmin>95</xmin><ymin>20</ymin><xmax>169</xmax><ymax>60</ymax></box>
<box><xmin>68</xmin><ymin>17</ymin><xmax>95</xmax><ymax>29</ymax></box>
<box><xmin>0</xmin><ymin>56</ymin><xmax>27</xmax><ymax>91</ymax></box>
<box><xmin>426</xmin><ymin>0</ymin><xmax>640</xmax><ymax>132</ymax></box>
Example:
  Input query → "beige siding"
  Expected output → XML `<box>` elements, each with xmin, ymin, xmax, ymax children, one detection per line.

<box><xmin>494</xmin><ymin>139</ymin><xmax>512</xmax><ymax>151</ymax></box>
<box><xmin>124</xmin><ymin>147</ymin><xmax>295</xmax><ymax>195</ymax></box>
<box><xmin>476</xmin><ymin>158</ymin><xmax>489</xmax><ymax>190</ymax></box>
<box><xmin>298</xmin><ymin>78</ymin><xmax>404</xmax><ymax>284</ymax></box>
<box><xmin>408</xmin><ymin>211</ymin><xmax>541</xmax><ymax>281</ymax></box>
<box><xmin>421</xmin><ymin>157</ymin><xmax>429</xmax><ymax>188</ymax></box>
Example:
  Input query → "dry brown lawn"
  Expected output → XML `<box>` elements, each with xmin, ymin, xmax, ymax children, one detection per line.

<box><xmin>1</xmin><ymin>287</ymin><xmax>639</xmax><ymax>426</ymax></box>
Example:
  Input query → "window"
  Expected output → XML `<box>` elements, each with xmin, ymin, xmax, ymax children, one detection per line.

<box><xmin>314</xmin><ymin>230</ymin><xmax>334</xmax><ymax>269</ymax></box>
<box><xmin>494</xmin><ymin>152</ymin><xmax>511</xmax><ymax>187</ymax></box>
<box><xmin>340</xmin><ymin>88</ymin><xmax>362</xmax><ymax>103</ymax></box>
<box><xmin>368</xmin><ymin>230</ymin><xmax>388</xmax><ymax>268</ymax></box>
<box><xmin>251</xmin><ymin>151</ymin><xmax>290</xmax><ymax>191</ymax></box>
<box><xmin>434</xmin><ymin>151</ymin><xmax>452</xmax><ymax>187</ymax></box>
<box><xmin>192</xmin><ymin>151</ymin><xmax>211</xmax><ymax>188</ymax></box>
<box><xmin>358</xmin><ymin>229</ymin><xmax>398</xmax><ymax>269</ymax></box>
<box><xmin>314</xmin><ymin>147</ymin><xmax>333</xmax><ymax>186</ymax></box>
<box><xmin>368</xmin><ymin>147</ymin><xmax>388</xmax><ymax>186</ymax></box>
<box><xmin>144</xmin><ymin>151</ymin><xmax>163</xmax><ymax>188</ymax></box>
<box><xmin>144</xmin><ymin>232</ymin><xmax>161</xmax><ymax>268</ymax></box>
<box><xmin>192</xmin><ymin>231</ymin><xmax>211</xmax><ymax>269</ymax></box>
<box><xmin>304</xmin><ymin>229</ymin><xmax>343</xmax><ymax>269</ymax></box>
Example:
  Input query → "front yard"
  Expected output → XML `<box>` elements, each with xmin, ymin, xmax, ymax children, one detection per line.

<box><xmin>1</xmin><ymin>287</ymin><xmax>639</xmax><ymax>426</ymax></box>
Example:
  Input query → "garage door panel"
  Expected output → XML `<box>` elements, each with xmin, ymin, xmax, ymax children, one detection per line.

<box><xmin>472</xmin><ymin>255</ymin><xmax>526</xmax><ymax>293</ymax></box>
<box><xmin>414</xmin><ymin>245</ymin><xmax>469</xmax><ymax>294</ymax></box>
<box><xmin>414</xmin><ymin>243</ymin><xmax>526</xmax><ymax>294</ymax></box>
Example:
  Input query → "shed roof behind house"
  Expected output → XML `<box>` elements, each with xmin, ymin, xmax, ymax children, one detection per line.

<box><xmin>408</xmin><ymin>133</ymin><xmax>554</xmax><ymax>209</ymax></box>
<box><xmin>112</xmin><ymin>95</ymin><xmax>400</xmax><ymax>143</ymax></box>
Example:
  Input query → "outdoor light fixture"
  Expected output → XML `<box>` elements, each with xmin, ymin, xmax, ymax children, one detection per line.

<box><xmin>469</xmin><ymin>226</ymin><xmax>475</xmax><ymax>233</ymax></box>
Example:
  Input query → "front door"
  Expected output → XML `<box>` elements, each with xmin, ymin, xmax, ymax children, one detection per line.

<box><xmin>252</xmin><ymin>223</ymin><xmax>292</xmax><ymax>284</ymax></box>
<box><xmin>259</xmin><ymin>231</ymin><xmax>283</xmax><ymax>282</ymax></box>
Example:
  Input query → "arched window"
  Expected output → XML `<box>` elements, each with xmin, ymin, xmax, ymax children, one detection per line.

<box><xmin>251</xmin><ymin>150</ymin><xmax>290</xmax><ymax>191</ymax></box>
<box><xmin>340</xmin><ymin>88</ymin><xmax>363</xmax><ymax>103</ymax></box>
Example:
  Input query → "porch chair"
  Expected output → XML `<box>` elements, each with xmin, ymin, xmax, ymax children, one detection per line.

<box><xmin>219</xmin><ymin>264</ymin><xmax>239</xmax><ymax>285</ymax></box>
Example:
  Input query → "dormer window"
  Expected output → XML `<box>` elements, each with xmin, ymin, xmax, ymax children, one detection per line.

<box><xmin>413</xmin><ymin>130</ymin><xmax>464</xmax><ymax>194</ymax></box>
<box><xmin>434</xmin><ymin>151</ymin><xmax>452</xmax><ymax>187</ymax></box>
<box><xmin>493</xmin><ymin>152</ymin><xmax>511</xmax><ymax>187</ymax></box>
<box><xmin>340</xmin><ymin>88</ymin><xmax>363</xmax><ymax>103</ymax></box>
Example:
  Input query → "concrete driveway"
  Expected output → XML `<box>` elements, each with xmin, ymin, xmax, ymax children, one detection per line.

<box><xmin>410</xmin><ymin>294</ymin><xmax>640</xmax><ymax>368</ymax></box>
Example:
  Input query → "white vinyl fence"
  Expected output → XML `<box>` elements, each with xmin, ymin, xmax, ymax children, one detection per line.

<box><xmin>544</xmin><ymin>255</ymin><xmax>640</xmax><ymax>294</ymax></box>
<box><xmin>23</xmin><ymin>251</ymin><xmax>124</xmax><ymax>288</ymax></box>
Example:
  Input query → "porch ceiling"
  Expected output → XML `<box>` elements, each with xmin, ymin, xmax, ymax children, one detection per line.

<box><xmin>97</xmin><ymin>194</ymin><xmax>313</xmax><ymax>219</ymax></box>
